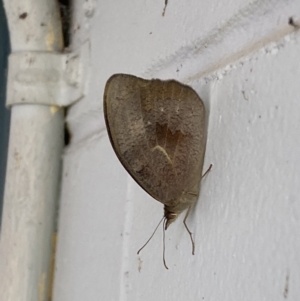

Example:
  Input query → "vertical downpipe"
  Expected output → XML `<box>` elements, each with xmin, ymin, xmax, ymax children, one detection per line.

<box><xmin>0</xmin><ymin>1</ymin><xmax>64</xmax><ymax>300</ymax></box>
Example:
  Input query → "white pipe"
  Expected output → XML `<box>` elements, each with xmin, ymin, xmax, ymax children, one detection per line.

<box><xmin>0</xmin><ymin>1</ymin><xmax>64</xmax><ymax>300</ymax></box>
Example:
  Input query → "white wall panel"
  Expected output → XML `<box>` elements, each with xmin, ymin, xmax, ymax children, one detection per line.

<box><xmin>53</xmin><ymin>0</ymin><xmax>300</xmax><ymax>300</ymax></box>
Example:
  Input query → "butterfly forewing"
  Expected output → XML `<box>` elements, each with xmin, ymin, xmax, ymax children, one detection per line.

<box><xmin>104</xmin><ymin>74</ymin><xmax>206</xmax><ymax>207</ymax></box>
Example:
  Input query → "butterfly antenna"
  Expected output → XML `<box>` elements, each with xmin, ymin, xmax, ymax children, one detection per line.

<box><xmin>137</xmin><ymin>216</ymin><xmax>164</xmax><ymax>255</ymax></box>
<box><xmin>163</xmin><ymin>218</ymin><xmax>169</xmax><ymax>269</ymax></box>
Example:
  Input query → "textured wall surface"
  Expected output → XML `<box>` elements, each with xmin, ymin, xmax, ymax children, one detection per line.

<box><xmin>53</xmin><ymin>0</ymin><xmax>300</xmax><ymax>300</ymax></box>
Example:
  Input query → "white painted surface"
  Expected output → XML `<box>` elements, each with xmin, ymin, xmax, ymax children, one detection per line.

<box><xmin>53</xmin><ymin>0</ymin><xmax>300</xmax><ymax>300</ymax></box>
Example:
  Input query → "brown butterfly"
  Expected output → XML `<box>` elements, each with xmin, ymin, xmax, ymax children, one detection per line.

<box><xmin>103</xmin><ymin>74</ymin><xmax>210</xmax><ymax>269</ymax></box>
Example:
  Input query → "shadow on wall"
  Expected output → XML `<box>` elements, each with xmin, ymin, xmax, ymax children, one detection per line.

<box><xmin>0</xmin><ymin>0</ymin><xmax>11</xmax><ymax>227</ymax></box>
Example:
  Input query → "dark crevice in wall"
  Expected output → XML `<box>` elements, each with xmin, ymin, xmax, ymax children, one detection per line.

<box><xmin>59</xmin><ymin>0</ymin><xmax>71</xmax><ymax>48</ymax></box>
<box><xmin>59</xmin><ymin>0</ymin><xmax>72</xmax><ymax>146</ymax></box>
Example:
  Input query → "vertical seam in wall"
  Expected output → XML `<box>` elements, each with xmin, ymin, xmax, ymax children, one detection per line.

<box><xmin>119</xmin><ymin>176</ymin><xmax>135</xmax><ymax>301</ymax></box>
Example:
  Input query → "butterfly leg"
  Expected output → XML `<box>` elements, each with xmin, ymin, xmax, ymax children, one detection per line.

<box><xmin>183</xmin><ymin>206</ymin><xmax>195</xmax><ymax>255</ymax></box>
<box><xmin>202</xmin><ymin>163</ymin><xmax>212</xmax><ymax>179</ymax></box>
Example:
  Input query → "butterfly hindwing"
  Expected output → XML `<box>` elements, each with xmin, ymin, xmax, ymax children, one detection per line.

<box><xmin>104</xmin><ymin>74</ymin><xmax>206</xmax><ymax>207</ymax></box>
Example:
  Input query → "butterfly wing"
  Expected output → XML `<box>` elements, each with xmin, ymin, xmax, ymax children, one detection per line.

<box><xmin>104</xmin><ymin>74</ymin><xmax>206</xmax><ymax>207</ymax></box>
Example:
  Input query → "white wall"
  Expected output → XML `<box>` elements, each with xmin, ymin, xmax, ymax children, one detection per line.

<box><xmin>53</xmin><ymin>0</ymin><xmax>300</xmax><ymax>300</ymax></box>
